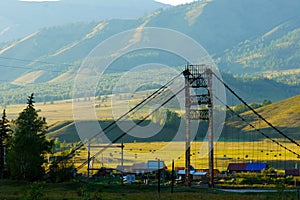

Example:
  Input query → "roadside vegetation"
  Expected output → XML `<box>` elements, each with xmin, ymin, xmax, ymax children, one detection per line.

<box><xmin>0</xmin><ymin>179</ymin><xmax>299</xmax><ymax>200</ymax></box>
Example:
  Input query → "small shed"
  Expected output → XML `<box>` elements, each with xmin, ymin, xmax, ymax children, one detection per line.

<box><xmin>285</xmin><ymin>169</ymin><xmax>300</xmax><ymax>176</ymax></box>
<box><xmin>116</xmin><ymin>165</ymin><xmax>132</xmax><ymax>173</ymax></box>
<box><xmin>192</xmin><ymin>171</ymin><xmax>208</xmax><ymax>180</ymax></box>
<box><xmin>227</xmin><ymin>162</ymin><xmax>267</xmax><ymax>173</ymax></box>
<box><xmin>132</xmin><ymin>163</ymin><xmax>148</xmax><ymax>174</ymax></box>
<box><xmin>227</xmin><ymin>163</ymin><xmax>247</xmax><ymax>173</ymax></box>
<box><xmin>147</xmin><ymin>160</ymin><xmax>167</xmax><ymax>171</ymax></box>
<box><xmin>177</xmin><ymin>170</ymin><xmax>208</xmax><ymax>180</ymax></box>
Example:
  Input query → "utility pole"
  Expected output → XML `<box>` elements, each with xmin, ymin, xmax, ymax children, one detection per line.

<box><xmin>171</xmin><ymin>160</ymin><xmax>175</xmax><ymax>193</ymax></box>
<box><xmin>158</xmin><ymin>159</ymin><xmax>161</xmax><ymax>196</ymax></box>
<box><xmin>121</xmin><ymin>142</ymin><xmax>124</xmax><ymax>171</ymax></box>
<box><xmin>86</xmin><ymin>143</ymin><xmax>124</xmax><ymax>179</ymax></box>
<box><xmin>121</xmin><ymin>142</ymin><xmax>124</xmax><ymax>185</ymax></box>
<box><xmin>87</xmin><ymin>141</ymin><xmax>91</xmax><ymax>179</ymax></box>
<box><xmin>184</xmin><ymin>71</ymin><xmax>191</xmax><ymax>186</ymax></box>
<box><xmin>207</xmin><ymin>68</ymin><xmax>214</xmax><ymax>188</ymax></box>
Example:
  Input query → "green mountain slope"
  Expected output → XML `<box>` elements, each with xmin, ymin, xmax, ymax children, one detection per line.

<box><xmin>0</xmin><ymin>19</ymin><xmax>144</xmax><ymax>82</ymax></box>
<box><xmin>0</xmin><ymin>70</ymin><xmax>298</xmax><ymax>106</ymax></box>
<box><xmin>227</xmin><ymin>94</ymin><xmax>300</xmax><ymax>140</ymax></box>
<box><xmin>218</xmin><ymin>16</ymin><xmax>300</xmax><ymax>83</ymax></box>
<box><xmin>147</xmin><ymin>0</ymin><xmax>300</xmax><ymax>54</ymax></box>
<box><xmin>0</xmin><ymin>0</ymin><xmax>299</xmax><ymax>106</ymax></box>
<box><xmin>0</xmin><ymin>0</ymin><xmax>299</xmax><ymax>83</ymax></box>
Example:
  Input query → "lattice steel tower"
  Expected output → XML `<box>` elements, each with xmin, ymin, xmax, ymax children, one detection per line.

<box><xmin>183</xmin><ymin>64</ymin><xmax>214</xmax><ymax>187</ymax></box>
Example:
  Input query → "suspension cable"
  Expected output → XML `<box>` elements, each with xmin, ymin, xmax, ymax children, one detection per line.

<box><xmin>77</xmin><ymin>86</ymin><xmax>186</xmax><ymax>170</ymax></box>
<box><xmin>88</xmin><ymin>72</ymin><xmax>183</xmax><ymax>142</ymax></box>
<box><xmin>214</xmin><ymin>95</ymin><xmax>300</xmax><ymax>158</ymax></box>
<box><xmin>212</xmin><ymin>72</ymin><xmax>300</xmax><ymax>149</ymax></box>
<box><xmin>52</xmin><ymin>72</ymin><xmax>183</xmax><ymax>164</ymax></box>
<box><xmin>80</xmin><ymin>68</ymin><xmax>211</xmax><ymax>169</ymax></box>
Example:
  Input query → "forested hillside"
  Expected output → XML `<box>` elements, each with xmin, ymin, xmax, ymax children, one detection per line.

<box><xmin>0</xmin><ymin>0</ymin><xmax>299</xmax><ymax>105</ymax></box>
<box><xmin>218</xmin><ymin>16</ymin><xmax>300</xmax><ymax>85</ymax></box>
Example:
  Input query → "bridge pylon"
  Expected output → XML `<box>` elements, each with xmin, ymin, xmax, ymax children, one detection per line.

<box><xmin>183</xmin><ymin>64</ymin><xmax>214</xmax><ymax>187</ymax></box>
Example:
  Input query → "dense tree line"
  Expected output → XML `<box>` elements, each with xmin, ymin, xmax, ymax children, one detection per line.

<box><xmin>151</xmin><ymin>109</ymin><xmax>181</xmax><ymax>127</ymax></box>
<box><xmin>233</xmin><ymin>99</ymin><xmax>272</xmax><ymax>114</ymax></box>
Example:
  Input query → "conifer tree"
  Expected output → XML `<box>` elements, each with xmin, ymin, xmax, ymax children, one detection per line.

<box><xmin>0</xmin><ymin>109</ymin><xmax>11</xmax><ymax>178</ymax></box>
<box><xmin>7</xmin><ymin>93</ymin><xmax>53</xmax><ymax>181</ymax></box>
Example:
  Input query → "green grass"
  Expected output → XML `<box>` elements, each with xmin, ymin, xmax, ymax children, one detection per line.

<box><xmin>0</xmin><ymin>180</ymin><xmax>298</xmax><ymax>200</ymax></box>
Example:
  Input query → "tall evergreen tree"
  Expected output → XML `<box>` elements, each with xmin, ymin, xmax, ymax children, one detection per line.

<box><xmin>7</xmin><ymin>93</ymin><xmax>53</xmax><ymax>181</ymax></box>
<box><xmin>0</xmin><ymin>109</ymin><xmax>11</xmax><ymax>178</ymax></box>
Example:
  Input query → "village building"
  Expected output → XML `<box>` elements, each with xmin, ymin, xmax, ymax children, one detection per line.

<box><xmin>227</xmin><ymin>162</ymin><xmax>267</xmax><ymax>174</ymax></box>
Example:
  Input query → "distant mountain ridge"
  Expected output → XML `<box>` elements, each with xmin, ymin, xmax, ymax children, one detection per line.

<box><xmin>0</xmin><ymin>0</ymin><xmax>299</xmax><ymax>104</ymax></box>
<box><xmin>0</xmin><ymin>0</ymin><xmax>169</xmax><ymax>41</ymax></box>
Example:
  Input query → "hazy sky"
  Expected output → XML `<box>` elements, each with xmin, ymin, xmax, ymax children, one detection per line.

<box><xmin>19</xmin><ymin>0</ymin><xmax>61</xmax><ymax>1</ymax></box>
<box><xmin>155</xmin><ymin>0</ymin><xmax>196</xmax><ymax>6</ymax></box>
<box><xmin>19</xmin><ymin>0</ymin><xmax>196</xmax><ymax>6</ymax></box>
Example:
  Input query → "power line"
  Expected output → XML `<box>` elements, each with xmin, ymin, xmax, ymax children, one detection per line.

<box><xmin>0</xmin><ymin>63</ymin><xmax>133</xmax><ymax>83</ymax></box>
<box><xmin>0</xmin><ymin>63</ymin><xmax>69</xmax><ymax>74</ymax></box>
<box><xmin>89</xmin><ymin>72</ymin><xmax>183</xmax><ymax>142</ymax></box>
<box><xmin>51</xmin><ymin>72</ymin><xmax>183</xmax><ymax>166</ymax></box>
<box><xmin>77</xmin><ymin>85</ymin><xmax>186</xmax><ymax>170</ymax></box>
<box><xmin>52</xmin><ymin>66</ymin><xmax>300</xmax><ymax>171</ymax></box>
<box><xmin>78</xmin><ymin>68</ymin><xmax>209</xmax><ymax>170</ymax></box>
<box><xmin>0</xmin><ymin>56</ymin><xmax>73</xmax><ymax>67</ymax></box>
<box><xmin>0</xmin><ymin>59</ymin><xmax>182</xmax><ymax>84</ymax></box>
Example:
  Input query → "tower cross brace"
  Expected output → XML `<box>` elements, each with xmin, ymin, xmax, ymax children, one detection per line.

<box><xmin>183</xmin><ymin>64</ymin><xmax>214</xmax><ymax>187</ymax></box>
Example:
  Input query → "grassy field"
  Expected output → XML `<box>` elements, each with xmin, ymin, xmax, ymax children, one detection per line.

<box><xmin>72</xmin><ymin>141</ymin><xmax>300</xmax><ymax>176</ymax></box>
<box><xmin>0</xmin><ymin>180</ymin><xmax>298</xmax><ymax>200</ymax></box>
<box><xmin>4</xmin><ymin>92</ymin><xmax>156</xmax><ymax>125</ymax></box>
<box><xmin>4</xmin><ymin>95</ymin><xmax>300</xmax><ymax>174</ymax></box>
<box><xmin>5</xmin><ymin>93</ymin><xmax>300</xmax><ymax>136</ymax></box>
<box><xmin>5</xmin><ymin>98</ymin><xmax>111</xmax><ymax>125</ymax></box>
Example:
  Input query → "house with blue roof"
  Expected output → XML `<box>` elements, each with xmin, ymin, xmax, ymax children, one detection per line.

<box><xmin>246</xmin><ymin>163</ymin><xmax>267</xmax><ymax>172</ymax></box>
<box><xmin>228</xmin><ymin>162</ymin><xmax>267</xmax><ymax>173</ymax></box>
